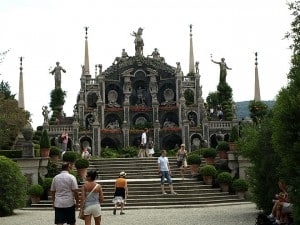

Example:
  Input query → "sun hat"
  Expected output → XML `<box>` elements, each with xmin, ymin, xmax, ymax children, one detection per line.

<box><xmin>120</xmin><ymin>171</ymin><xmax>126</xmax><ymax>176</ymax></box>
<box><xmin>181</xmin><ymin>144</ymin><xmax>185</xmax><ymax>147</ymax></box>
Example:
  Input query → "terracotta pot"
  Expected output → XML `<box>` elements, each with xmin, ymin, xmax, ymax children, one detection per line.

<box><xmin>203</xmin><ymin>176</ymin><xmax>213</xmax><ymax>185</ymax></box>
<box><xmin>40</xmin><ymin>148</ymin><xmax>50</xmax><ymax>157</ymax></box>
<box><xmin>204</xmin><ymin>157</ymin><xmax>215</xmax><ymax>165</ymax></box>
<box><xmin>30</xmin><ymin>196</ymin><xmax>41</xmax><ymax>204</ymax></box>
<box><xmin>229</xmin><ymin>142</ymin><xmax>237</xmax><ymax>151</ymax></box>
<box><xmin>189</xmin><ymin>164</ymin><xmax>200</xmax><ymax>177</ymax></box>
<box><xmin>77</xmin><ymin>168</ymin><xmax>88</xmax><ymax>179</ymax></box>
<box><xmin>220</xmin><ymin>183</ymin><xmax>229</xmax><ymax>192</ymax></box>
<box><xmin>218</xmin><ymin>150</ymin><xmax>228</xmax><ymax>159</ymax></box>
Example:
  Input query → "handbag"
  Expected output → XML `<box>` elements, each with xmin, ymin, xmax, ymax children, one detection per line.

<box><xmin>176</xmin><ymin>160</ymin><xmax>182</xmax><ymax>167</ymax></box>
<box><xmin>78</xmin><ymin>184</ymin><xmax>99</xmax><ymax>220</ymax></box>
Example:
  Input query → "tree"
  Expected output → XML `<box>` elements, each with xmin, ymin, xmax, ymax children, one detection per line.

<box><xmin>217</xmin><ymin>81</ymin><xmax>234</xmax><ymax>120</ymax></box>
<box><xmin>0</xmin><ymin>156</ymin><xmax>27</xmax><ymax>216</ymax></box>
<box><xmin>248</xmin><ymin>100</ymin><xmax>269</xmax><ymax>125</ymax></box>
<box><xmin>49</xmin><ymin>88</ymin><xmax>66</xmax><ymax>124</ymax></box>
<box><xmin>238</xmin><ymin>112</ymin><xmax>280</xmax><ymax>213</ymax></box>
<box><xmin>0</xmin><ymin>82</ymin><xmax>27</xmax><ymax>149</ymax></box>
<box><xmin>272</xmin><ymin>1</ymin><xmax>300</xmax><ymax>222</ymax></box>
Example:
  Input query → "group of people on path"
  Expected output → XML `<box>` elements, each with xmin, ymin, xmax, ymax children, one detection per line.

<box><xmin>50</xmin><ymin>143</ymin><xmax>188</xmax><ymax>225</ymax></box>
<box><xmin>138</xmin><ymin>128</ymin><xmax>154</xmax><ymax>158</ymax></box>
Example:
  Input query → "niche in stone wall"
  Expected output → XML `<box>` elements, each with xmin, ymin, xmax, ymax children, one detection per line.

<box><xmin>101</xmin><ymin>137</ymin><xmax>121</xmax><ymax>150</ymax></box>
<box><xmin>161</xmin><ymin>134</ymin><xmax>182</xmax><ymax>150</ymax></box>
<box><xmin>187</xmin><ymin>111</ymin><xmax>197</xmax><ymax>127</ymax></box>
<box><xmin>132</xmin><ymin>113</ymin><xmax>151</xmax><ymax>129</ymax></box>
<box><xmin>190</xmin><ymin>133</ymin><xmax>202</xmax><ymax>151</ymax></box>
<box><xmin>184</xmin><ymin>89</ymin><xmax>194</xmax><ymax>106</ymax></box>
<box><xmin>105</xmin><ymin>113</ymin><xmax>121</xmax><ymax>129</ymax></box>
<box><xmin>161</xmin><ymin>112</ymin><xmax>178</xmax><ymax>128</ymax></box>
<box><xmin>158</xmin><ymin>83</ymin><xmax>176</xmax><ymax>106</ymax></box>
<box><xmin>87</xmin><ymin>92</ymin><xmax>98</xmax><ymax>108</ymax></box>
<box><xmin>106</xmin><ymin>84</ymin><xmax>122</xmax><ymax>107</ymax></box>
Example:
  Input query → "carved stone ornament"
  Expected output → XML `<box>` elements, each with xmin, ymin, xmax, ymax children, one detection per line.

<box><xmin>135</xmin><ymin>116</ymin><xmax>147</xmax><ymax>125</ymax></box>
<box><xmin>163</xmin><ymin>88</ymin><xmax>174</xmax><ymax>101</ymax></box>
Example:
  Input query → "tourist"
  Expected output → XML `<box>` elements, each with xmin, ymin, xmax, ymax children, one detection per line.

<box><xmin>61</xmin><ymin>129</ymin><xmax>69</xmax><ymax>153</ymax></box>
<box><xmin>176</xmin><ymin>144</ymin><xmax>188</xmax><ymax>180</ymax></box>
<box><xmin>138</xmin><ymin>128</ymin><xmax>148</xmax><ymax>158</ymax></box>
<box><xmin>147</xmin><ymin>137</ymin><xmax>154</xmax><ymax>158</ymax></box>
<box><xmin>80</xmin><ymin>170</ymin><xmax>104</xmax><ymax>225</ymax></box>
<box><xmin>112</xmin><ymin>171</ymin><xmax>128</xmax><ymax>215</ymax></box>
<box><xmin>82</xmin><ymin>146</ymin><xmax>91</xmax><ymax>160</ymax></box>
<box><xmin>157</xmin><ymin>150</ymin><xmax>177</xmax><ymax>195</ymax></box>
<box><xmin>51</xmin><ymin>162</ymin><xmax>79</xmax><ymax>225</ymax></box>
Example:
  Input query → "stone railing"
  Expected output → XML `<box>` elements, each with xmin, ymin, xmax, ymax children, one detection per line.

<box><xmin>208</xmin><ymin>121</ymin><xmax>232</xmax><ymax>129</ymax></box>
<box><xmin>47</xmin><ymin>125</ymin><xmax>73</xmax><ymax>134</ymax></box>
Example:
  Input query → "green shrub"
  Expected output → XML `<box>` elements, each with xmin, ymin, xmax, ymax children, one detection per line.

<box><xmin>229</xmin><ymin>125</ymin><xmax>239</xmax><ymax>142</ymax></box>
<box><xmin>46</xmin><ymin>161</ymin><xmax>59</xmax><ymax>178</ymax></box>
<box><xmin>75</xmin><ymin>158</ymin><xmax>90</xmax><ymax>169</ymax></box>
<box><xmin>101</xmin><ymin>148</ymin><xmax>118</xmax><ymax>158</ymax></box>
<box><xmin>62</xmin><ymin>151</ymin><xmax>78</xmax><ymax>163</ymax></box>
<box><xmin>39</xmin><ymin>130</ymin><xmax>50</xmax><ymax>148</ymax></box>
<box><xmin>49</xmin><ymin>146</ymin><xmax>60</xmax><ymax>156</ymax></box>
<box><xmin>27</xmin><ymin>184</ymin><xmax>44</xmax><ymax>196</ymax></box>
<box><xmin>217</xmin><ymin>172</ymin><xmax>232</xmax><ymax>184</ymax></box>
<box><xmin>0</xmin><ymin>150</ymin><xmax>22</xmax><ymax>158</ymax></box>
<box><xmin>232</xmin><ymin>178</ymin><xmax>249</xmax><ymax>192</ymax></box>
<box><xmin>200</xmin><ymin>165</ymin><xmax>217</xmax><ymax>177</ymax></box>
<box><xmin>216</xmin><ymin>141</ymin><xmax>230</xmax><ymax>152</ymax></box>
<box><xmin>187</xmin><ymin>153</ymin><xmax>201</xmax><ymax>165</ymax></box>
<box><xmin>119</xmin><ymin>146</ymin><xmax>138</xmax><ymax>158</ymax></box>
<box><xmin>0</xmin><ymin>156</ymin><xmax>27</xmax><ymax>216</ymax></box>
<box><xmin>201</xmin><ymin>148</ymin><xmax>217</xmax><ymax>158</ymax></box>
<box><xmin>42</xmin><ymin>178</ymin><xmax>53</xmax><ymax>192</ymax></box>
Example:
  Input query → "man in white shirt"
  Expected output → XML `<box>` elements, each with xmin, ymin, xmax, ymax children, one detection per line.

<box><xmin>157</xmin><ymin>150</ymin><xmax>177</xmax><ymax>195</ymax></box>
<box><xmin>51</xmin><ymin>162</ymin><xmax>79</xmax><ymax>225</ymax></box>
<box><xmin>138</xmin><ymin>128</ymin><xmax>148</xmax><ymax>158</ymax></box>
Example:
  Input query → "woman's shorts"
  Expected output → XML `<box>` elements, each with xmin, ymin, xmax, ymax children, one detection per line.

<box><xmin>84</xmin><ymin>204</ymin><xmax>102</xmax><ymax>218</ymax></box>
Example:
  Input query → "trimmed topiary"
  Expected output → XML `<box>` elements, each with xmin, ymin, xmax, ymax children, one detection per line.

<box><xmin>49</xmin><ymin>146</ymin><xmax>60</xmax><ymax>156</ymax></box>
<box><xmin>232</xmin><ymin>178</ymin><xmax>249</xmax><ymax>192</ymax></box>
<box><xmin>27</xmin><ymin>184</ymin><xmax>44</xmax><ymax>196</ymax></box>
<box><xmin>217</xmin><ymin>172</ymin><xmax>232</xmax><ymax>184</ymax></box>
<box><xmin>187</xmin><ymin>153</ymin><xmax>201</xmax><ymax>165</ymax></box>
<box><xmin>0</xmin><ymin>156</ymin><xmax>27</xmax><ymax>216</ymax></box>
<box><xmin>42</xmin><ymin>178</ymin><xmax>53</xmax><ymax>192</ymax></box>
<box><xmin>62</xmin><ymin>151</ymin><xmax>78</xmax><ymax>163</ymax></box>
<box><xmin>200</xmin><ymin>165</ymin><xmax>217</xmax><ymax>177</ymax></box>
<box><xmin>202</xmin><ymin>148</ymin><xmax>217</xmax><ymax>158</ymax></box>
<box><xmin>75</xmin><ymin>158</ymin><xmax>90</xmax><ymax>169</ymax></box>
<box><xmin>216</xmin><ymin>141</ymin><xmax>230</xmax><ymax>152</ymax></box>
<box><xmin>39</xmin><ymin>129</ymin><xmax>50</xmax><ymax>149</ymax></box>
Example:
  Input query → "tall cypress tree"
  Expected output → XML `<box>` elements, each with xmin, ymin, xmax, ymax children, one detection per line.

<box><xmin>272</xmin><ymin>1</ymin><xmax>300</xmax><ymax>222</ymax></box>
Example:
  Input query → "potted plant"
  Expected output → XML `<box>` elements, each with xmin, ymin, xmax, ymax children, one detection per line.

<box><xmin>75</xmin><ymin>158</ymin><xmax>90</xmax><ymax>179</ymax></box>
<box><xmin>232</xmin><ymin>178</ymin><xmax>249</xmax><ymax>199</ymax></box>
<box><xmin>186</xmin><ymin>153</ymin><xmax>202</xmax><ymax>176</ymax></box>
<box><xmin>217</xmin><ymin>172</ymin><xmax>232</xmax><ymax>192</ymax></box>
<box><xmin>201</xmin><ymin>148</ymin><xmax>217</xmax><ymax>165</ymax></box>
<box><xmin>229</xmin><ymin>125</ymin><xmax>239</xmax><ymax>151</ymax></box>
<box><xmin>62</xmin><ymin>151</ymin><xmax>78</xmax><ymax>169</ymax></box>
<box><xmin>42</xmin><ymin>177</ymin><xmax>53</xmax><ymax>199</ymax></box>
<box><xmin>216</xmin><ymin>141</ymin><xmax>230</xmax><ymax>159</ymax></box>
<box><xmin>27</xmin><ymin>184</ymin><xmax>44</xmax><ymax>204</ymax></box>
<box><xmin>49</xmin><ymin>146</ymin><xmax>60</xmax><ymax>161</ymax></box>
<box><xmin>39</xmin><ymin>129</ymin><xmax>50</xmax><ymax>157</ymax></box>
<box><xmin>199</xmin><ymin>165</ymin><xmax>217</xmax><ymax>185</ymax></box>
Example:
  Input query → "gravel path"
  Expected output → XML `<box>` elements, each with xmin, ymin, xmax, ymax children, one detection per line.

<box><xmin>1</xmin><ymin>203</ymin><xmax>259</xmax><ymax>225</ymax></box>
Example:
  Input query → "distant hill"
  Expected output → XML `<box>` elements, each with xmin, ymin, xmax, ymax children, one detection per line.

<box><xmin>235</xmin><ymin>101</ymin><xmax>275</xmax><ymax>120</ymax></box>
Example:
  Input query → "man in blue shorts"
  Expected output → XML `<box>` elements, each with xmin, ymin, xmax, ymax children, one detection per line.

<box><xmin>157</xmin><ymin>150</ymin><xmax>177</xmax><ymax>195</ymax></box>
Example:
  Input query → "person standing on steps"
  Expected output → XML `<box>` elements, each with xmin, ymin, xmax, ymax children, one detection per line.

<box><xmin>61</xmin><ymin>129</ymin><xmax>69</xmax><ymax>153</ymax></box>
<box><xmin>112</xmin><ymin>171</ymin><xmax>128</xmax><ymax>215</ymax></box>
<box><xmin>80</xmin><ymin>170</ymin><xmax>104</xmax><ymax>225</ymax></box>
<box><xmin>176</xmin><ymin>144</ymin><xmax>188</xmax><ymax>180</ymax></box>
<box><xmin>51</xmin><ymin>162</ymin><xmax>79</xmax><ymax>225</ymax></box>
<box><xmin>157</xmin><ymin>150</ymin><xmax>177</xmax><ymax>195</ymax></box>
<box><xmin>138</xmin><ymin>128</ymin><xmax>148</xmax><ymax>158</ymax></box>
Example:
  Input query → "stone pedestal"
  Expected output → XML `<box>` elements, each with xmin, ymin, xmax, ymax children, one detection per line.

<box><xmin>14</xmin><ymin>158</ymin><xmax>49</xmax><ymax>185</ymax></box>
<box><xmin>238</xmin><ymin>155</ymin><xmax>251</xmax><ymax>179</ymax></box>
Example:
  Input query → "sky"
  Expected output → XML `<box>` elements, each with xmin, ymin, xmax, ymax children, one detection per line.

<box><xmin>0</xmin><ymin>0</ymin><xmax>293</xmax><ymax>129</ymax></box>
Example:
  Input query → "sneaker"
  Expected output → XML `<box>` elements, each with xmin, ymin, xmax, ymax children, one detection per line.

<box><xmin>113</xmin><ymin>208</ymin><xmax>116</xmax><ymax>215</ymax></box>
<box><xmin>120</xmin><ymin>212</ymin><xmax>125</xmax><ymax>215</ymax></box>
<box><xmin>267</xmin><ymin>214</ymin><xmax>274</xmax><ymax>219</ymax></box>
<box><xmin>162</xmin><ymin>192</ymin><xmax>168</xmax><ymax>195</ymax></box>
<box><xmin>171</xmin><ymin>191</ymin><xmax>177</xmax><ymax>195</ymax></box>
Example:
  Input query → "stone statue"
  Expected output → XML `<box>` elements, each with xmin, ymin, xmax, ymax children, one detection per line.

<box><xmin>149</xmin><ymin>48</ymin><xmax>160</xmax><ymax>59</ymax></box>
<box><xmin>113</xmin><ymin>49</ymin><xmax>129</xmax><ymax>64</ymax></box>
<box><xmin>131</xmin><ymin>27</ymin><xmax>144</xmax><ymax>56</ymax></box>
<box><xmin>42</xmin><ymin>106</ymin><xmax>50</xmax><ymax>123</ymax></box>
<box><xmin>211</xmin><ymin>57</ymin><xmax>232</xmax><ymax>83</ymax></box>
<box><xmin>163</xmin><ymin>118</ymin><xmax>177</xmax><ymax>128</ymax></box>
<box><xmin>50</xmin><ymin>62</ymin><xmax>66</xmax><ymax>89</ymax></box>
<box><xmin>136</xmin><ymin>86</ymin><xmax>145</xmax><ymax>105</ymax></box>
<box><xmin>106</xmin><ymin>120</ymin><xmax>120</xmax><ymax>129</ymax></box>
<box><xmin>176</xmin><ymin>62</ymin><xmax>181</xmax><ymax>73</ymax></box>
<box><xmin>195</xmin><ymin>61</ymin><xmax>199</xmax><ymax>74</ymax></box>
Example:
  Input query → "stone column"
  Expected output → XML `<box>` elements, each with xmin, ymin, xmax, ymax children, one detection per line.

<box><xmin>182</xmin><ymin>119</ymin><xmax>190</xmax><ymax>152</ymax></box>
<box><xmin>153</xmin><ymin>120</ymin><xmax>160</xmax><ymax>151</ymax></box>
<box><xmin>92</xmin><ymin>121</ymin><xmax>101</xmax><ymax>156</ymax></box>
<box><xmin>122</xmin><ymin>121</ymin><xmax>130</xmax><ymax>147</ymax></box>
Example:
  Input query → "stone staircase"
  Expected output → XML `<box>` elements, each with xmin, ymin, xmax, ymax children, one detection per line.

<box><xmin>30</xmin><ymin>157</ymin><xmax>246</xmax><ymax>210</ymax></box>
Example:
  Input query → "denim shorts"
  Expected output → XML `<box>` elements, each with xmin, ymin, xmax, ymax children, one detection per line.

<box><xmin>160</xmin><ymin>171</ymin><xmax>172</xmax><ymax>185</ymax></box>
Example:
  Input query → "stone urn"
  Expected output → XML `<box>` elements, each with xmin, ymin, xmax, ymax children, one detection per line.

<box><xmin>22</xmin><ymin>123</ymin><xmax>33</xmax><ymax>141</ymax></box>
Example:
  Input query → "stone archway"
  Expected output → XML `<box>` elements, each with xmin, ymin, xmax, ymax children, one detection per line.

<box><xmin>161</xmin><ymin>134</ymin><xmax>182</xmax><ymax>150</ymax></box>
<box><xmin>101</xmin><ymin>137</ymin><xmax>121</xmax><ymax>150</ymax></box>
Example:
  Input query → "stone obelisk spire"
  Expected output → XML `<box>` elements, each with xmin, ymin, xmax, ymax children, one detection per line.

<box><xmin>254</xmin><ymin>52</ymin><xmax>261</xmax><ymax>101</ymax></box>
<box><xmin>188</xmin><ymin>24</ymin><xmax>195</xmax><ymax>74</ymax></box>
<box><xmin>18</xmin><ymin>57</ymin><xmax>25</xmax><ymax>109</ymax></box>
<box><xmin>83</xmin><ymin>27</ymin><xmax>90</xmax><ymax>76</ymax></box>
